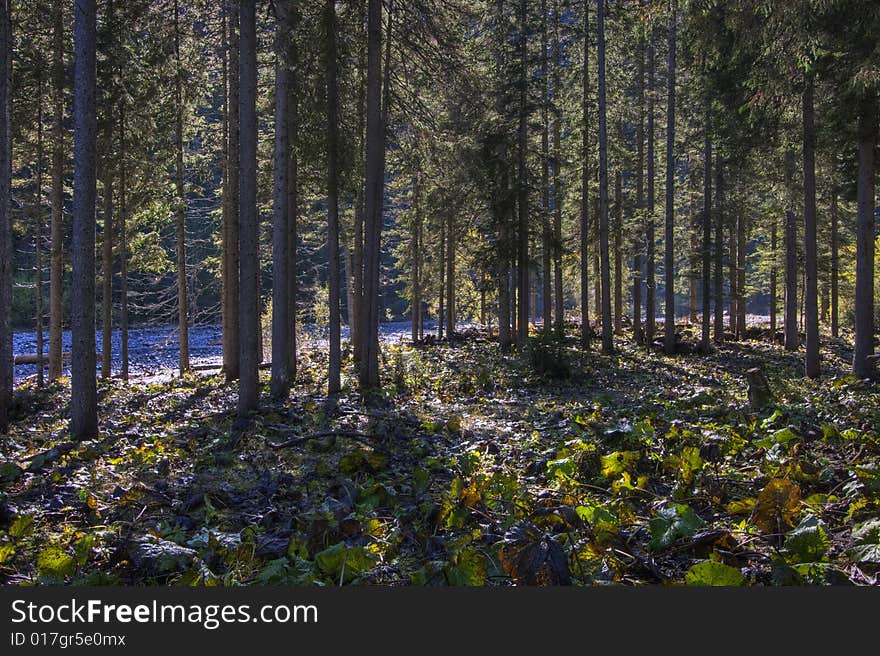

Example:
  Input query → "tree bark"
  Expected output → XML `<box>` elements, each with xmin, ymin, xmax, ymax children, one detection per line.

<box><xmin>0</xmin><ymin>0</ymin><xmax>10</xmax><ymax>432</ymax></box>
<box><xmin>784</xmin><ymin>149</ymin><xmax>798</xmax><ymax>351</ymax></box>
<box><xmin>713</xmin><ymin>155</ymin><xmax>724</xmax><ymax>343</ymax></box>
<box><xmin>516</xmin><ymin>0</ymin><xmax>529</xmax><ymax>346</ymax></box>
<box><xmin>830</xmin><ymin>185</ymin><xmax>838</xmax><ymax>338</ymax></box>
<box><xmin>271</xmin><ymin>1</ymin><xmax>291</xmax><ymax>400</ymax></box>
<box><xmin>36</xmin><ymin>77</ymin><xmax>45</xmax><ymax>387</ymax></box>
<box><xmin>438</xmin><ymin>219</ymin><xmax>445</xmax><ymax>339</ymax></box>
<box><xmin>101</xmin><ymin>169</ymin><xmax>112</xmax><ymax>380</ymax></box>
<box><xmin>224</xmin><ymin>0</ymin><xmax>240</xmax><ymax>382</ymax></box>
<box><xmin>770</xmin><ymin>216</ymin><xmax>777</xmax><ymax>335</ymax></box>
<box><xmin>49</xmin><ymin>0</ymin><xmax>64</xmax><ymax>381</ymax></box>
<box><xmin>411</xmin><ymin>172</ymin><xmax>421</xmax><ymax>342</ymax></box>
<box><xmin>597</xmin><ymin>0</ymin><xmax>612</xmax><ymax>354</ymax></box>
<box><xmin>118</xmin><ymin>105</ymin><xmax>128</xmax><ymax>381</ymax></box>
<box><xmin>71</xmin><ymin>0</ymin><xmax>98</xmax><ymax>439</ymax></box>
<box><xmin>802</xmin><ymin>72</ymin><xmax>819</xmax><ymax>378</ymax></box>
<box><xmin>663</xmin><ymin>2</ymin><xmax>676</xmax><ymax>355</ymax></box>
<box><xmin>446</xmin><ymin>212</ymin><xmax>456</xmax><ymax>336</ymax></box>
<box><xmin>701</xmin><ymin>109</ymin><xmax>711</xmax><ymax>351</ymax></box>
<box><xmin>579</xmin><ymin>0</ymin><xmax>590</xmax><ymax>349</ymax></box>
<box><xmin>359</xmin><ymin>0</ymin><xmax>384</xmax><ymax>389</ymax></box>
<box><xmin>238</xmin><ymin>0</ymin><xmax>259</xmax><ymax>414</ymax></box>
<box><xmin>633</xmin><ymin>31</ymin><xmax>644</xmax><ymax>345</ymax></box>
<box><xmin>852</xmin><ymin>92</ymin><xmax>876</xmax><ymax>378</ymax></box>
<box><xmin>646</xmin><ymin>27</ymin><xmax>655</xmax><ymax>347</ymax></box>
<box><xmin>173</xmin><ymin>0</ymin><xmax>189</xmax><ymax>374</ymax></box>
<box><xmin>540</xmin><ymin>0</ymin><xmax>551</xmax><ymax>329</ymax></box>
<box><xmin>613</xmin><ymin>168</ymin><xmax>623</xmax><ymax>335</ymax></box>
<box><xmin>287</xmin><ymin>17</ymin><xmax>299</xmax><ymax>380</ymax></box>
<box><xmin>325</xmin><ymin>0</ymin><xmax>341</xmax><ymax>394</ymax></box>
<box><xmin>736</xmin><ymin>212</ymin><xmax>746</xmax><ymax>337</ymax></box>
<box><xmin>552</xmin><ymin>0</ymin><xmax>563</xmax><ymax>336</ymax></box>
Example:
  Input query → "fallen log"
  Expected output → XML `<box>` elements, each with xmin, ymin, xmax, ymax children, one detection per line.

<box><xmin>14</xmin><ymin>352</ymin><xmax>71</xmax><ymax>365</ymax></box>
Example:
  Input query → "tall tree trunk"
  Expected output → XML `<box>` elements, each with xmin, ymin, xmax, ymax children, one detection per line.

<box><xmin>352</xmin><ymin>0</ymin><xmax>366</xmax><ymax>365</ymax></box>
<box><xmin>736</xmin><ymin>213</ymin><xmax>746</xmax><ymax>337</ymax></box>
<box><xmin>359</xmin><ymin>0</ymin><xmax>384</xmax><ymax>389</ymax></box>
<box><xmin>633</xmin><ymin>32</ymin><xmax>645</xmax><ymax>345</ymax></box>
<box><xmin>71</xmin><ymin>0</ymin><xmax>98</xmax><ymax>439</ymax></box>
<box><xmin>118</xmin><ymin>106</ymin><xmax>128</xmax><ymax>381</ymax></box>
<box><xmin>701</xmin><ymin>109</ymin><xmax>711</xmax><ymax>351</ymax></box>
<box><xmin>446</xmin><ymin>213</ymin><xmax>456</xmax><ymax>336</ymax></box>
<box><xmin>579</xmin><ymin>0</ymin><xmax>590</xmax><ymax>349</ymax></box>
<box><xmin>325</xmin><ymin>0</ymin><xmax>341</xmax><ymax>394</ymax></box>
<box><xmin>770</xmin><ymin>217</ymin><xmax>777</xmax><ymax>336</ymax></box>
<box><xmin>784</xmin><ymin>149</ymin><xmax>798</xmax><ymax>352</ymax></box>
<box><xmin>438</xmin><ymin>219</ymin><xmax>445</xmax><ymax>339</ymax></box>
<box><xmin>613</xmin><ymin>169</ymin><xmax>623</xmax><ymax>335</ymax></box>
<box><xmin>220</xmin><ymin>4</ymin><xmax>230</xmax><ymax>376</ymax></box>
<box><xmin>830</xmin><ymin>185</ymin><xmax>838</xmax><ymax>338</ymax></box>
<box><xmin>802</xmin><ymin>72</ymin><xmax>819</xmax><ymax>378</ymax></box>
<box><xmin>49</xmin><ymin>0</ymin><xmax>64</xmax><ymax>381</ymax></box>
<box><xmin>645</xmin><ymin>27</ymin><xmax>655</xmax><ymax>347</ymax></box>
<box><xmin>271</xmin><ymin>1</ymin><xmax>291</xmax><ymax>400</ymax></box>
<box><xmin>173</xmin><ymin>0</ymin><xmax>189</xmax><ymax>374</ymax></box>
<box><xmin>517</xmin><ymin>0</ymin><xmax>529</xmax><ymax>345</ymax></box>
<box><xmin>287</xmin><ymin>20</ymin><xmax>299</xmax><ymax>379</ymax></box>
<box><xmin>540</xmin><ymin>0</ymin><xmax>551</xmax><ymax>329</ymax></box>
<box><xmin>0</xmin><ymin>0</ymin><xmax>10</xmax><ymax>432</ymax></box>
<box><xmin>411</xmin><ymin>172</ymin><xmax>421</xmax><ymax>342</ymax></box>
<box><xmin>224</xmin><ymin>0</ymin><xmax>240</xmax><ymax>382</ymax></box>
<box><xmin>852</xmin><ymin>92</ymin><xmax>876</xmax><ymax>378</ymax></box>
<box><xmin>101</xmin><ymin>169</ymin><xmax>112</xmax><ymax>379</ymax></box>
<box><xmin>713</xmin><ymin>155</ymin><xmax>724</xmax><ymax>343</ymax></box>
<box><xmin>728</xmin><ymin>214</ymin><xmax>736</xmax><ymax>333</ymax></box>
<box><xmin>238</xmin><ymin>0</ymin><xmax>259</xmax><ymax>414</ymax></box>
<box><xmin>597</xmin><ymin>0</ymin><xmax>612</xmax><ymax>354</ymax></box>
<box><xmin>552</xmin><ymin>0</ymin><xmax>563</xmax><ymax>336</ymax></box>
<box><xmin>663</xmin><ymin>1</ymin><xmax>676</xmax><ymax>355</ymax></box>
<box><xmin>36</xmin><ymin>78</ymin><xmax>45</xmax><ymax>387</ymax></box>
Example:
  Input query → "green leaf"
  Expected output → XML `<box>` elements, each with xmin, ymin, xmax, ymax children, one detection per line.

<box><xmin>679</xmin><ymin>446</ymin><xmax>704</xmax><ymax>485</ymax></box>
<box><xmin>8</xmin><ymin>513</ymin><xmax>34</xmax><ymax>539</ymax></box>
<box><xmin>848</xmin><ymin>519</ymin><xmax>880</xmax><ymax>564</ymax></box>
<box><xmin>685</xmin><ymin>561</ymin><xmax>746</xmax><ymax>586</ymax></box>
<box><xmin>783</xmin><ymin>515</ymin><xmax>830</xmax><ymax>563</ymax></box>
<box><xmin>444</xmin><ymin>547</ymin><xmax>488</xmax><ymax>586</ymax></box>
<box><xmin>315</xmin><ymin>543</ymin><xmax>377</xmax><ymax>583</ymax></box>
<box><xmin>547</xmin><ymin>457</ymin><xmax>577</xmax><ymax>479</ymax></box>
<box><xmin>37</xmin><ymin>546</ymin><xmax>76</xmax><ymax>579</ymax></box>
<box><xmin>649</xmin><ymin>504</ymin><xmax>706</xmax><ymax>551</ymax></box>
<box><xmin>600</xmin><ymin>451</ymin><xmax>639</xmax><ymax>479</ymax></box>
<box><xmin>0</xmin><ymin>543</ymin><xmax>15</xmax><ymax>565</ymax></box>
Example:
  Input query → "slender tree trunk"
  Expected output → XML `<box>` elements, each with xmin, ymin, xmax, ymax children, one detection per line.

<box><xmin>438</xmin><ymin>220</ymin><xmax>445</xmax><ymax>339</ymax></box>
<box><xmin>770</xmin><ymin>217</ymin><xmax>777</xmax><ymax>336</ymax></box>
<box><xmin>49</xmin><ymin>0</ymin><xmax>64</xmax><ymax>381</ymax></box>
<box><xmin>71</xmin><ymin>0</ymin><xmax>98</xmax><ymax>439</ymax></box>
<box><xmin>173</xmin><ymin>0</ymin><xmax>189</xmax><ymax>374</ymax></box>
<box><xmin>352</xmin><ymin>0</ymin><xmax>366</xmax><ymax>365</ymax></box>
<box><xmin>852</xmin><ymin>93</ymin><xmax>876</xmax><ymax>378</ymax></box>
<box><xmin>118</xmin><ymin>106</ymin><xmax>128</xmax><ymax>381</ymax></box>
<box><xmin>713</xmin><ymin>155</ymin><xmax>724</xmax><ymax>343</ymax></box>
<box><xmin>830</xmin><ymin>185</ymin><xmax>838</xmax><ymax>338</ymax></box>
<box><xmin>446</xmin><ymin>213</ymin><xmax>456</xmax><ymax>336</ymax></box>
<box><xmin>0</xmin><ymin>0</ymin><xmax>10</xmax><ymax>432</ymax></box>
<box><xmin>36</xmin><ymin>79</ymin><xmax>45</xmax><ymax>387</ymax></box>
<box><xmin>496</xmin><ymin>0</ymin><xmax>512</xmax><ymax>351</ymax></box>
<box><xmin>287</xmin><ymin>21</ymin><xmax>299</xmax><ymax>379</ymax></box>
<box><xmin>517</xmin><ymin>0</ymin><xmax>529</xmax><ymax>346</ymax></box>
<box><xmin>101</xmin><ymin>169</ymin><xmax>112</xmax><ymax>379</ymax></box>
<box><xmin>736</xmin><ymin>213</ymin><xmax>746</xmax><ymax>337</ymax></box>
<box><xmin>784</xmin><ymin>149</ymin><xmax>798</xmax><ymax>351</ymax></box>
<box><xmin>613</xmin><ymin>169</ymin><xmax>623</xmax><ymax>335</ymax></box>
<box><xmin>225</xmin><ymin>0</ymin><xmax>240</xmax><ymax>382</ymax></box>
<box><xmin>597</xmin><ymin>0</ymin><xmax>612</xmax><ymax>354</ymax></box>
<box><xmin>579</xmin><ymin>0</ymin><xmax>590</xmax><ymax>349</ymax></box>
<box><xmin>663</xmin><ymin>1</ymin><xmax>676</xmax><ymax>355</ymax></box>
<box><xmin>411</xmin><ymin>172</ymin><xmax>421</xmax><ymax>342</ymax></box>
<box><xmin>645</xmin><ymin>27</ymin><xmax>655</xmax><ymax>347</ymax></box>
<box><xmin>325</xmin><ymin>0</ymin><xmax>341</xmax><ymax>394</ymax></box>
<box><xmin>271</xmin><ymin>1</ymin><xmax>291</xmax><ymax>400</ymax></box>
<box><xmin>633</xmin><ymin>33</ymin><xmax>644</xmax><ymax>345</ymax></box>
<box><xmin>540</xmin><ymin>0</ymin><xmax>551</xmax><ymax>329</ymax></box>
<box><xmin>552</xmin><ymin>0</ymin><xmax>563</xmax><ymax>336</ymax></box>
<box><xmin>359</xmin><ymin>0</ymin><xmax>384</xmax><ymax>389</ymax></box>
<box><xmin>728</xmin><ymin>215</ymin><xmax>736</xmax><ymax>333</ymax></box>
<box><xmin>803</xmin><ymin>72</ymin><xmax>819</xmax><ymax>378</ymax></box>
<box><xmin>238</xmin><ymin>0</ymin><xmax>259</xmax><ymax>414</ymax></box>
<box><xmin>701</xmin><ymin>109</ymin><xmax>711</xmax><ymax>351</ymax></box>
<box><xmin>220</xmin><ymin>5</ymin><xmax>230</xmax><ymax>376</ymax></box>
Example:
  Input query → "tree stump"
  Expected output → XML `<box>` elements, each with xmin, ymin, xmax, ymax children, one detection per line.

<box><xmin>746</xmin><ymin>367</ymin><xmax>774</xmax><ymax>411</ymax></box>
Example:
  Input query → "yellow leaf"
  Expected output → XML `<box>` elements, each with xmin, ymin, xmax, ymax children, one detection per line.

<box><xmin>750</xmin><ymin>479</ymin><xmax>801</xmax><ymax>535</ymax></box>
<box><xmin>726</xmin><ymin>498</ymin><xmax>756</xmax><ymax>515</ymax></box>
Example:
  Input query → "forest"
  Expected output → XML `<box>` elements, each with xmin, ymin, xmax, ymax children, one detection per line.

<box><xmin>0</xmin><ymin>0</ymin><xmax>878</xmax><ymax>588</ymax></box>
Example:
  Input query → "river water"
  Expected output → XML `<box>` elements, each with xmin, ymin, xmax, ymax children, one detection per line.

<box><xmin>12</xmin><ymin>321</ymin><xmax>426</xmax><ymax>383</ymax></box>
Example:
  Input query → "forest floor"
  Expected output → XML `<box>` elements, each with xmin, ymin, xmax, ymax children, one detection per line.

<box><xmin>1</xmin><ymin>324</ymin><xmax>879</xmax><ymax>586</ymax></box>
